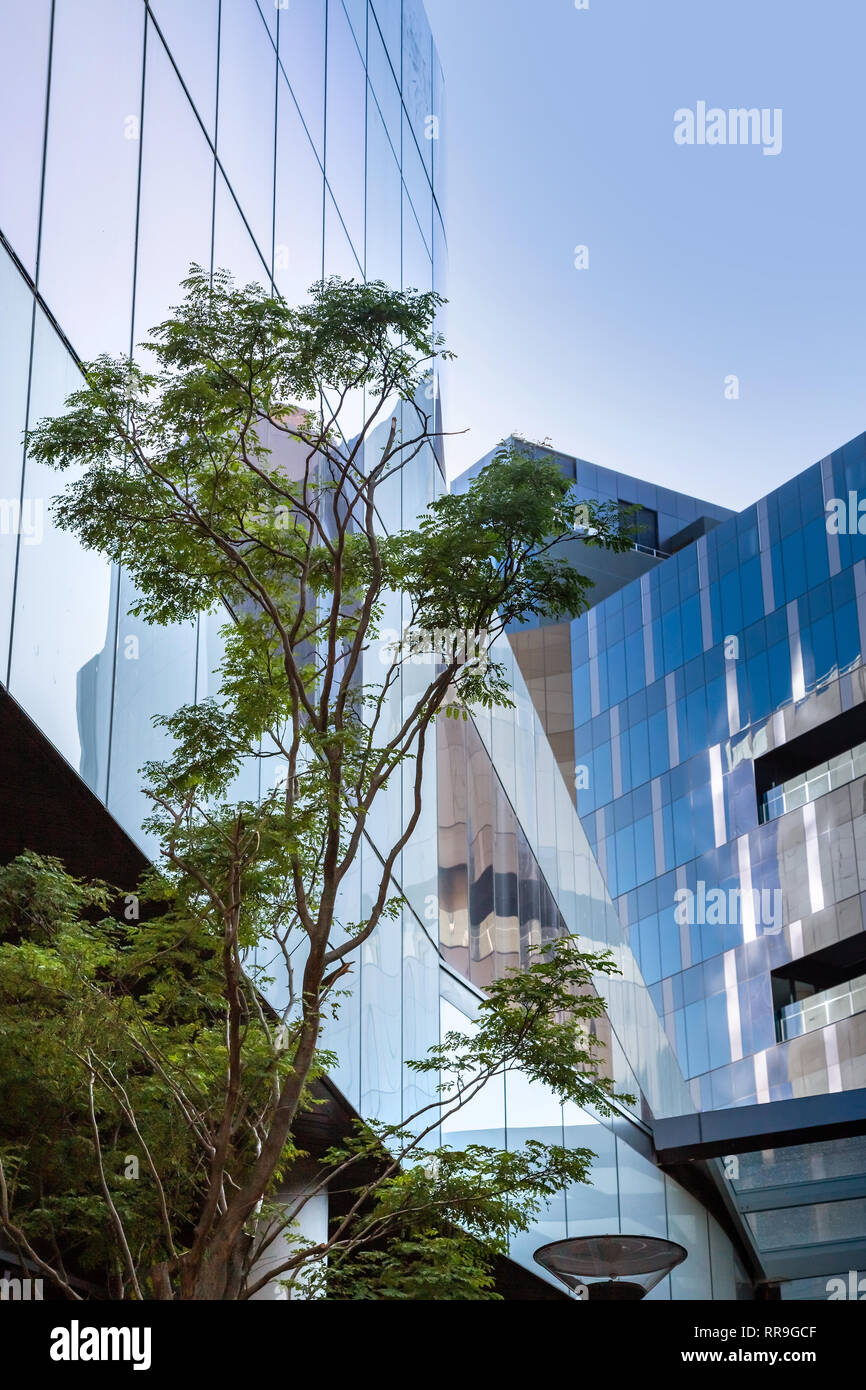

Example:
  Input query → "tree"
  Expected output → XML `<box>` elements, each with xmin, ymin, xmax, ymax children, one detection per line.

<box><xmin>0</xmin><ymin>852</ymin><xmax>628</xmax><ymax>1300</ymax></box>
<box><xmin>5</xmin><ymin>269</ymin><xmax>633</xmax><ymax>1299</ymax></box>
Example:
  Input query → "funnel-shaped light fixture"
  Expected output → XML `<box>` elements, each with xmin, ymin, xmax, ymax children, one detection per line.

<box><xmin>534</xmin><ymin>1234</ymin><xmax>687</xmax><ymax>1301</ymax></box>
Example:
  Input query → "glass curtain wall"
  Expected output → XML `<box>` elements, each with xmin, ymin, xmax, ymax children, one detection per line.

<box><xmin>573</xmin><ymin>433</ymin><xmax>866</xmax><ymax>1109</ymax></box>
<box><xmin>0</xmin><ymin>0</ymin><xmax>446</xmax><ymax>1130</ymax></box>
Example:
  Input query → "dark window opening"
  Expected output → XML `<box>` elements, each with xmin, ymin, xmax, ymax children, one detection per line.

<box><xmin>771</xmin><ymin>936</ymin><xmax>866</xmax><ymax>1042</ymax></box>
<box><xmin>755</xmin><ymin>704</ymin><xmax>866</xmax><ymax>824</ymax></box>
<box><xmin>619</xmin><ymin>501</ymin><xmax>659</xmax><ymax>553</ymax></box>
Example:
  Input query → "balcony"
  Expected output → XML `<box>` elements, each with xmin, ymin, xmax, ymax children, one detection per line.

<box><xmin>778</xmin><ymin>973</ymin><xmax>866</xmax><ymax>1041</ymax></box>
<box><xmin>759</xmin><ymin>739</ymin><xmax>866</xmax><ymax>825</ymax></box>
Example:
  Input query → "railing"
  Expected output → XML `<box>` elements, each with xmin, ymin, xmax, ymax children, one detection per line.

<box><xmin>777</xmin><ymin>973</ymin><xmax>866</xmax><ymax>1041</ymax></box>
<box><xmin>760</xmin><ymin>741</ymin><xmax>866</xmax><ymax>824</ymax></box>
<box><xmin>633</xmin><ymin>542</ymin><xmax>670</xmax><ymax>559</ymax></box>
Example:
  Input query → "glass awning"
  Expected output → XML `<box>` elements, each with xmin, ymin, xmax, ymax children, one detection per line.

<box><xmin>654</xmin><ymin>1101</ymin><xmax>866</xmax><ymax>1294</ymax></box>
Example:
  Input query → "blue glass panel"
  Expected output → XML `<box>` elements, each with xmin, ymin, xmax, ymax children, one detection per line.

<box><xmin>217</xmin><ymin>0</ymin><xmax>276</xmax><ymax>264</ymax></box>
<box><xmin>659</xmin><ymin>900</ymin><xmax>681</xmax><ymax>976</ymax></box>
<box><xmin>148</xmin><ymin>0</ymin><xmax>219</xmax><ymax>137</ymax></box>
<box><xmin>740</xmin><ymin>555</ymin><xmax>763</xmax><ymax>627</ymax></box>
<box><xmin>212</xmin><ymin>172</ymin><xmax>270</xmax><ymax>284</ymax></box>
<box><xmin>274</xmin><ymin>69</ymin><xmax>324</xmax><ymax>304</ymax></box>
<box><xmin>634</xmin><ymin>814</ymin><xmax>655</xmax><ymax>889</ymax></box>
<box><xmin>777</xmin><ymin>478</ymin><xmax>802</xmax><ymax>538</ymax></box>
<box><xmin>402</xmin><ymin>914</ymin><xmax>439</xmax><ymax>1127</ymax></box>
<box><xmin>0</xmin><ymin>250</ymin><xmax>32</xmax><ymax>674</ymax></box>
<box><xmin>367</xmin><ymin>1</ymin><xmax>400</xmax><ymax>151</ymax></box>
<box><xmin>807</xmin><ymin>612</ymin><xmax>836</xmax><ymax>688</ymax></box>
<box><xmin>403</xmin><ymin>0</ymin><xmax>433</xmax><ymax>175</ymax></box>
<box><xmin>325</xmin><ymin>0</ymin><xmax>366</xmax><ymax>263</ymax></box>
<box><xmin>804</xmin><ymin>515</ymin><xmax>830</xmax><ymax>590</ymax></box>
<box><xmin>0</xmin><ymin>0</ymin><xmax>51</xmax><ymax>272</ymax></box>
<box><xmin>624</xmin><ymin>629</ymin><xmax>643</xmax><ymax>696</ymax></box>
<box><xmin>706</xmin><ymin>991</ymin><xmax>730</xmax><ymax>1071</ymax></box>
<box><xmin>767</xmin><ymin>639</ymin><xmax>792</xmax><ymax>708</ymax></box>
<box><xmin>440</xmin><ymin>997</ymin><xmax>506</xmax><ymax>1149</ymax></box>
<box><xmin>38</xmin><ymin>0</ymin><xmax>144</xmax><ymax>357</ymax></box>
<box><xmin>360</xmin><ymin>842</ymin><xmax>402</xmax><ymax>1124</ymax></box>
<box><xmin>618</xmin><ymin>1139</ymin><xmax>667</xmax><ymax>1238</ymax></box>
<box><xmin>365</xmin><ymin>99</ymin><xmax>401</xmax><ymax>285</ymax></box>
<box><xmin>684</xmin><ymin>687</ymin><xmax>708</xmax><ymax>760</ymax></box>
<box><xmin>564</xmin><ymin>1117</ymin><xmax>617</xmax><ymax>1236</ymax></box>
<box><xmin>133</xmin><ymin>26</ymin><xmax>215</xmax><ymax>344</ymax></box>
<box><xmin>661</xmin><ymin>607</ymin><xmax>682</xmax><ymax>672</ymax></box>
<box><xmin>781</xmin><ymin>528</ymin><xmax>807</xmax><ymax>600</ymax></box>
<box><xmin>745</xmin><ymin>649</ymin><xmax>770</xmax><ymax>724</ymax></box>
<box><xmin>644</xmin><ymin>713</ymin><xmax>666</xmax><ymax>783</ymax></box>
<box><xmin>594</xmin><ymin>741</ymin><xmax>613</xmax><ymax>808</ymax></box>
<box><xmin>681</xmin><ymin>593</ymin><xmax>702</xmax><ymax>662</ymax></box>
<box><xmin>607</xmin><ymin>639</ymin><xmax>626</xmax><ymax>706</ymax></box>
<box><xmin>10</xmin><ymin>311</ymin><xmax>115</xmax><ymax>796</ymax></box>
<box><xmin>370</xmin><ymin>0</ymin><xmax>400</xmax><ymax>76</ymax></box>
<box><xmin>835</xmin><ymin>601</ymin><xmax>860</xmax><ymax>671</ymax></box>
<box><xmin>614</xmin><ymin>824</ymin><xmax>636</xmax><ymax>894</ymax></box>
<box><xmin>719</xmin><ymin>567</ymin><xmax>742</xmax><ymax>636</ymax></box>
<box><xmin>277</xmin><ymin>0</ymin><xmax>326</xmax><ymax>158</ymax></box>
<box><xmin>627</xmin><ymin>720</ymin><xmax>649</xmax><ymax>790</ymax></box>
<box><xmin>684</xmin><ymin>999</ymin><xmax>709</xmax><ymax>1076</ymax></box>
<box><xmin>672</xmin><ymin>793</ymin><xmax>695</xmax><ymax>864</ymax></box>
<box><xmin>107</xmin><ymin>572</ymin><xmax>197</xmax><ymax>851</ymax></box>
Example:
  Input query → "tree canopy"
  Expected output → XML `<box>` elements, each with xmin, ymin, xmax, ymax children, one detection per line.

<box><xmin>2</xmin><ymin>270</ymin><xmax>634</xmax><ymax>1299</ymax></box>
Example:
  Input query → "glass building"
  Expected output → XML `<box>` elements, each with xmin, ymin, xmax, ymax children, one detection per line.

<box><xmin>460</xmin><ymin>435</ymin><xmax>866</xmax><ymax>1296</ymax></box>
<box><xmin>0</xmin><ymin>0</ymin><xmax>445</xmax><ymax>845</ymax></box>
<box><xmin>0</xmin><ymin>1</ymin><xmax>777</xmax><ymax>1300</ymax></box>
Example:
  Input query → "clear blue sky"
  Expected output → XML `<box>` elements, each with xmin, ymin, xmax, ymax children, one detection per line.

<box><xmin>424</xmin><ymin>0</ymin><xmax>866</xmax><ymax>509</ymax></box>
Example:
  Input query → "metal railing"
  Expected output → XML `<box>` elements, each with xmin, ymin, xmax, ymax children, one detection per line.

<box><xmin>777</xmin><ymin>973</ymin><xmax>866</xmax><ymax>1041</ymax></box>
<box><xmin>760</xmin><ymin>741</ymin><xmax>866</xmax><ymax>824</ymax></box>
<box><xmin>632</xmin><ymin>541</ymin><xmax>671</xmax><ymax>559</ymax></box>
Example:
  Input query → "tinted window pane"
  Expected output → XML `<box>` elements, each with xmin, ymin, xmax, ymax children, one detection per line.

<box><xmin>147</xmin><ymin>0</ymin><xmax>219</xmax><ymax>137</ymax></box>
<box><xmin>370</xmin><ymin>0</ymin><xmax>399</xmax><ymax>76</ymax></box>
<box><xmin>365</xmin><ymin>103</ymin><xmax>400</xmax><ymax>286</ymax></box>
<box><xmin>38</xmin><ymin>0</ymin><xmax>144</xmax><ymax>357</ymax></box>
<box><xmin>367</xmin><ymin>9</ymin><xmax>400</xmax><ymax>152</ymax></box>
<box><xmin>216</xmin><ymin>0</ymin><xmax>277</xmax><ymax>265</ymax></box>
<box><xmin>273</xmin><ymin>73</ymin><xmax>324</xmax><ymax>304</ymax></box>
<box><xmin>277</xmin><ymin>0</ymin><xmax>326</xmax><ymax>159</ymax></box>
<box><xmin>133</xmin><ymin>24</ymin><xmax>215</xmax><ymax>345</ymax></box>
<box><xmin>402</xmin><ymin>0</ymin><xmax>432</xmax><ymax>173</ymax></box>
<box><xmin>107</xmin><ymin>572</ymin><xmax>197</xmax><ymax>852</ymax></box>
<box><xmin>402</xmin><ymin>187</ymin><xmax>431</xmax><ymax>296</ymax></box>
<box><xmin>323</xmin><ymin>189</ymin><xmax>362</xmax><ymax>281</ymax></box>
<box><xmin>0</xmin><ymin>250</ymin><xmax>34</xmax><ymax>673</ymax></box>
<box><xmin>10</xmin><ymin>311</ymin><xmax>114</xmax><ymax>795</ymax></box>
<box><xmin>360</xmin><ymin>841</ymin><xmax>402</xmax><ymax>1124</ymax></box>
<box><xmin>0</xmin><ymin>0</ymin><xmax>51</xmax><ymax>271</ymax></box>
<box><xmin>402</xmin><ymin>110</ymin><xmax>432</xmax><ymax>254</ymax></box>
<box><xmin>325</xmin><ymin>0</ymin><xmax>365</xmax><ymax>262</ymax></box>
<box><xmin>212</xmin><ymin>173</ymin><xmax>271</xmax><ymax>286</ymax></box>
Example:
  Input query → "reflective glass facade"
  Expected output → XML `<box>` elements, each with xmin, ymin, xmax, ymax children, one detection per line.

<box><xmin>0</xmin><ymin>0</ymin><xmax>445</xmax><ymax>849</ymax></box>
<box><xmin>568</xmin><ymin>434</ymin><xmax>866</xmax><ymax>1112</ymax></box>
<box><xmin>455</xmin><ymin>437</ymin><xmax>732</xmax><ymax>557</ymax></box>
<box><xmin>455</xmin><ymin>433</ymin><xmax>866</xmax><ymax>1292</ymax></box>
<box><xmin>434</xmin><ymin>633</ymin><xmax>751</xmax><ymax>1297</ymax></box>
<box><xmin>465</xmin><ymin>434</ymin><xmax>866</xmax><ymax>1119</ymax></box>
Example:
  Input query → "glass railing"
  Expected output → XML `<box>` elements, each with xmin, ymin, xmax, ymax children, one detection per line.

<box><xmin>760</xmin><ymin>740</ymin><xmax>866</xmax><ymax>824</ymax></box>
<box><xmin>777</xmin><ymin>973</ymin><xmax>866</xmax><ymax>1041</ymax></box>
<box><xmin>633</xmin><ymin>541</ymin><xmax>670</xmax><ymax>559</ymax></box>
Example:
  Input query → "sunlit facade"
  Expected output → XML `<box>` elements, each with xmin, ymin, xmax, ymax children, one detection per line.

<box><xmin>0</xmin><ymin>0</ymin><xmax>445</xmax><ymax>846</ymax></box>
<box><xmin>0</xmin><ymin>1</ymin><xmax>753</xmax><ymax>1299</ymax></box>
<box><xmin>463</xmin><ymin>435</ymin><xmax>866</xmax><ymax>1296</ymax></box>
